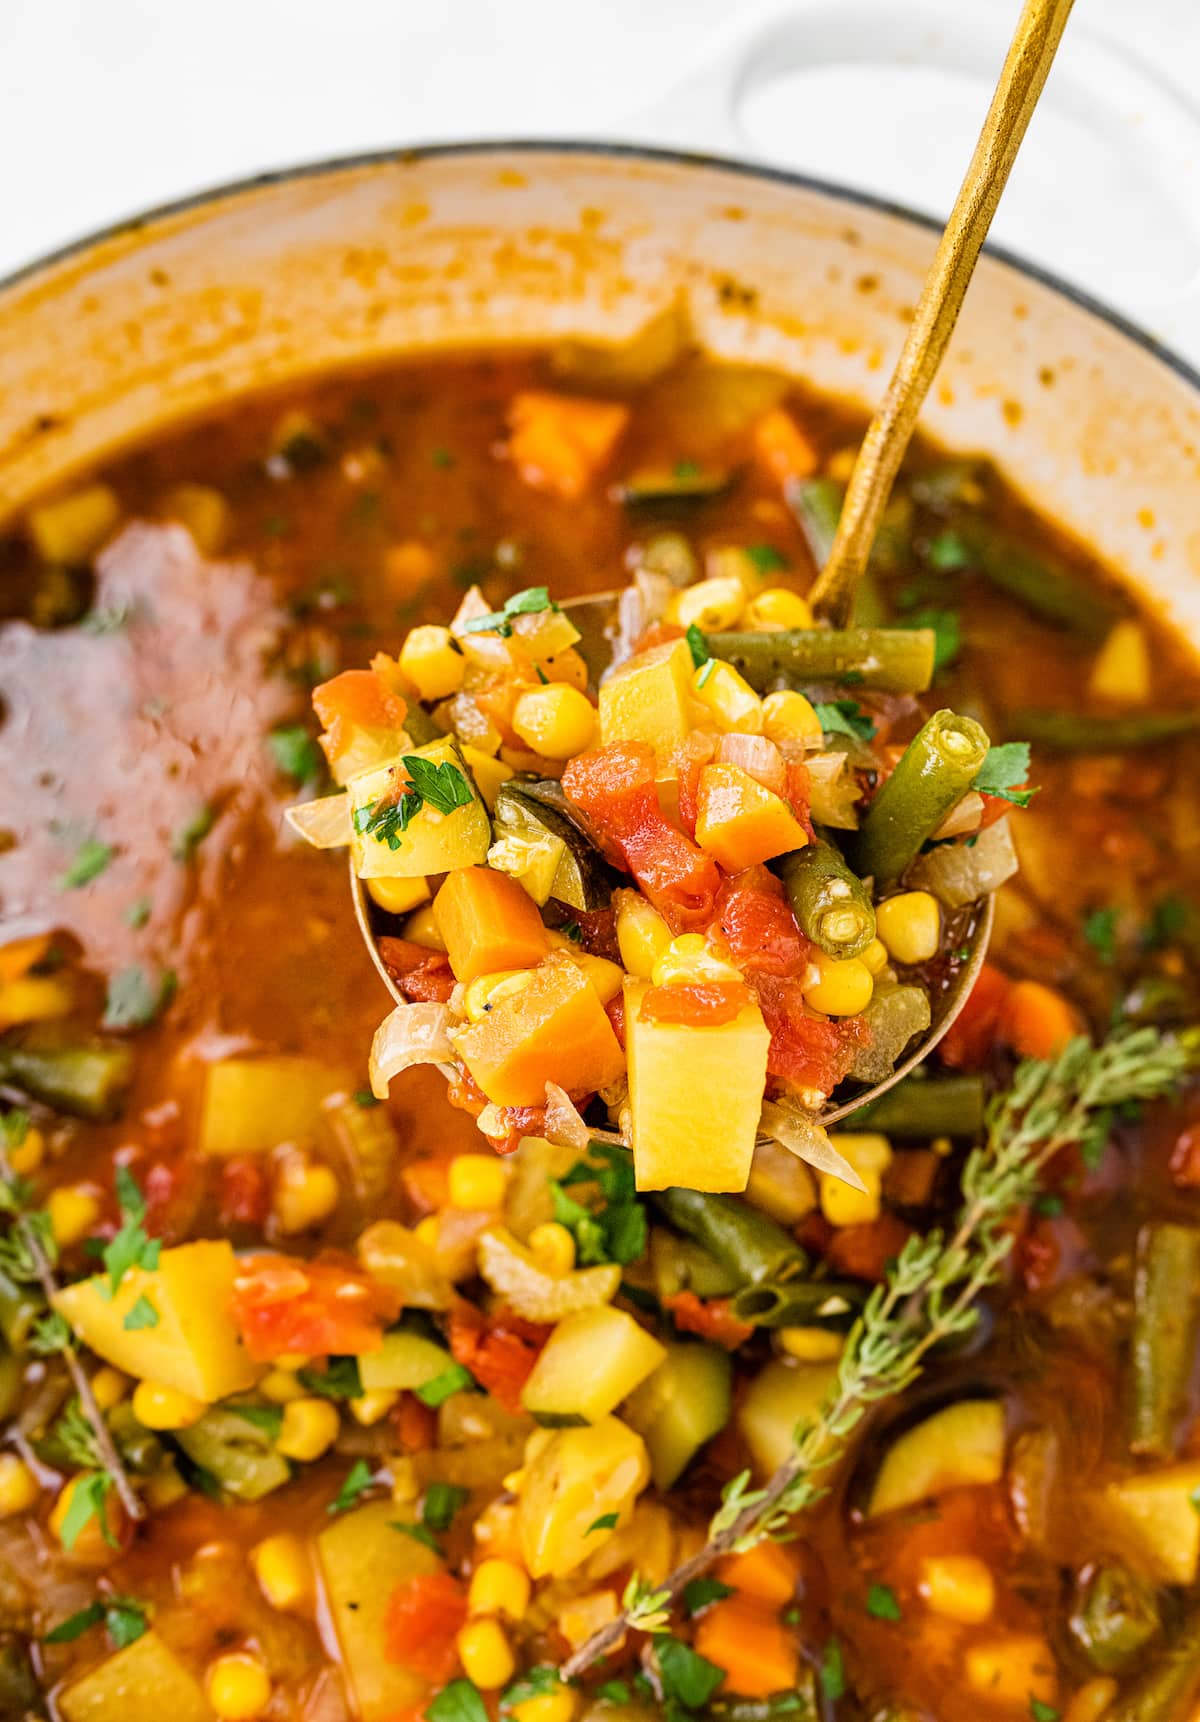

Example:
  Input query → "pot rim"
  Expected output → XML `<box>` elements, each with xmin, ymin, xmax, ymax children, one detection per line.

<box><xmin>2</xmin><ymin>137</ymin><xmax>1198</xmax><ymax>400</ymax></box>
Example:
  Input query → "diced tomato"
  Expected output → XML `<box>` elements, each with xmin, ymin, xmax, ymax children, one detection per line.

<box><xmin>393</xmin><ymin>1392</ymin><xmax>437</xmax><ymax>1452</ymax></box>
<box><xmin>634</xmin><ymin>620</ymin><xmax>686</xmax><ymax>654</ymax></box>
<box><xmin>719</xmin><ymin>873</ymin><xmax>810</xmax><ymax>977</ymax></box>
<box><xmin>1170</xmin><ymin>1126</ymin><xmax>1200</xmax><ymax>1190</ymax></box>
<box><xmin>785</xmin><ymin>760</ymin><xmax>815</xmax><ymax>838</ymax></box>
<box><xmin>377</xmin><ymin>937</ymin><xmax>455</xmax><ymax>1004</ymax></box>
<box><xmin>312</xmin><ymin>669</ymin><xmax>407</xmax><ymax>762</ymax></box>
<box><xmin>562</xmin><ymin>742</ymin><xmax>722</xmax><ymax>932</ymax></box>
<box><xmin>938</xmin><ymin>962</ymin><xmax>1013</xmax><ymax>1070</ymax></box>
<box><xmin>823</xmin><ymin>1214</ymin><xmax>914</xmax><ymax>1282</ymax></box>
<box><xmin>571</xmin><ymin>906</ymin><xmax>620</xmax><ymax>962</ymax></box>
<box><xmin>671</xmin><ymin>732</ymin><xmax>718</xmax><ymax>840</ymax></box>
<box><xmin>752</xmin><ymin>975</ymin><xmax>868</xmax><ymax>1094</ymax></box>
<box><xmin>384</xmin><ymin>1573</ymin><xmax>467</xmax><ymax>1680</ymax></box>
<box><xmin>448</xmin><ymin>1301</ymin><xmax>550</xmax><ymax>1414</ymax></box>
<box><xmin>606</xmin><ymin>993</ymin><xmax>626</xmax><ymax>1048</ymax></box>
<box><xmin>978</xmin><ymin>795</ymin><xmax>1016</xmax><ymax>830</ymax></box>
<box><xmin>218</xmin><ymin>1157</ymin><xmax>271</xmax><ymax>1227</ymax></box>
<box><xmin>663</xmin><ymin>1290</ymin><xmax>753</xmax><ymax>1350</ymax></box>
<box><xmin>231</xmin><ymin>1253</ymin><xmax>400</xmax><ymax>1362</ymax></box>
<box><xmin>641</xmin><ymin>982</ymin><xmax>751</xmax><ymax>1027</ymax></box>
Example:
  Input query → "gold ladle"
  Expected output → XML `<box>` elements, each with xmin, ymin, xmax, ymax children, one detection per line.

<box><xmin>356</xmin><ymin>0</ymin><xmax>1075</xmax><ymax>1123</ymax></box>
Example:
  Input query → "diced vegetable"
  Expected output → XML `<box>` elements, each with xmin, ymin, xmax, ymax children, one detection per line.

<box><xmin>174</xmin><ymin>1406</ymin><xmax>290</xmax><ymax>1501</ymax></box>
<box><xmin>317</xmin><ymin>1500</ymin><xmax>441</xmax><ymax>1721</ymax></box>
<box><xmin>1069</xmin><ymin>1564</ymin><xmax>1162</xmax><ymax>1673</ymax></box>
<box><xmin>909</xmin><ymin>817</ymin><xmax>1018</xmax><ymax>908</ymax></box>
<box><xmin>694</xmin><ymin>1593</ymin><xmax>799</xmax><ymax>1697</ymax></box>
<box><xmin>198</xmin><ymin>1056</ymin><xmax>342</xmax><ymax>1156</ymax></box>
<box><xmin>622</xmin><ymin>1338</ymin><xmax>732</xmax><ymax>1488</ymax></box>
<box><xmin>513</xmin><ymin>1416</ymin><xmax>650</xmax><ymax>1578</ymax></box>
<box><xmin>707</xmin><ymin>628</ymin><xmax>936</xmax><ymax>695</ymax></box>
<box><xmin>507</xmin><ymin>391</ymin><xmax>629</xmax><ymax>499</ymax></box>
<box><xmin>521</xmin><ymin>1306</ymin><xmax>665</xmax><ymax>1425</ymax></box>
<box><xmin>357</xmin><ymin>1220</ymin><xmax>456</xmax><ymax>1310</ymax></box>
<box><xmin>652</xmin><ymin>1186</ymin><xmax>807</xmax><ymax>1285</ymax></box>
<box><xmin>433</xmin><ymin>865</ymin><xmax>550</xmax><ymax>982</ymax></box>
<box><xmin>477</xmin><ymin>1228</ymin><xmax>621</xmax><ymax>1324</ymax></box>
<box><xmin>598</xmin><ymin>638</ymin><xmax>696</xmax><ymax>757</ymax></box>
<box><xmin>868</xmin><ymin>1399</ymin><xmax>1006</xmax><ymax>1517</ymax></box>
<box><xmin>230</xmin><ymin>1253</ymin><xmax>398</xmax><ymax>1361</ymax></box>
<box><xmin>1129</xmin><ymin>1222</ymin><xmax>1200</xmax><ymax>1459</ymax></box>
<box><xmin>313</xmin><ymin>668</ymin><xmax>410</xmax><ymax>784</ymax></box>
<box><xmin>359</xmin><ymin>1324</ymin><xmax>456</xmax><ymax>1393</ymax></box>
<box><xmin>847</xmin><ymin>983</ymin><xmax>931</xmax><ymax>1085</ymax></box>
<box><xmin>0</xmin><ymin>1034</ymin><xmax>134</xmax><ymax>1121</ymax></box>
<box><xmin>779</xmin><ymin>841</ymin><xmax>876</xmax><ymax>960</ymax></box>
<box><xmin>368</xmin><ymin>1002</ymin><xmax>453</xmax><ymax>1100</ymax></box>
<box><xmin>452</xmin><ymin>953</ymin><xmax>624</xmax><ymax>1108</ymax></box>
<box><xmin>57</xmin><ymin>1630</ymin><xmax>211</xmax><ymax>1722</ymax></box>
<box><xmin>493</xmin><ymin>781</ymin><xmax>612</xmax><ymax>911</ymax></box>
<box><xmin>1094</xmin><ymin>1461</ymin><xmax>1200</xmax><ymax>1584</ymax></box>
<box><xmin>54</xmin><ymin>1240</ymin><xmax>260</xmax><ymax>1400</ymax></box>
<box><xmin>285</xmin><ymin>791</ymin><xmax>353</xmax><ymax>848</ymax></box>
<box><xmin>625</xmin><ymin>979</ymin><xmax>770</xmax><ymax>1192</ymax></box>
<box><xmin>738</xmin><ymin>1358</ymin><xmax>837</xmax><ymax>1476</ymax></box>
<box><xmin>850</xmin><ymin>710</ymin><xmax>991</xmax><ymax>886</ymax></box>
<box><xmin>348</xmin><ymin>739</ymin><xmax>491</xmax><ymax>879</ymax></box>
<box><xmin>694</xmin><ymin>765</ymin><xmax>808</xmax><ymax>872</ymax></box>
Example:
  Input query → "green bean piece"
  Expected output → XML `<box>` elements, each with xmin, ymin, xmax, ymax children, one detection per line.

<box><xmin>0</xmin><ymin>1271</ymin><xmax>43</xmax><ymax>1355</ymax></box>
<box><xmin>174</xmin><ymin>1408</ymin><xmax>290</xmax><ymax>1501</ymax></box>
<box><xmin>1130</xmin><ymin>1222</ymin><xmax>1200</xmax><ymax>1459</ymax></box>
<box><xmin>107</xmin><ymin>1401</ymin><xmax>167</xmax><ymax>1475</ymax></box>
<box><xmin>1069</xmin><ymin>1565</ymin><xmax>1162</xmax><ymax>1674</ymax></box>
<box><xmin>1010</xmin><ymin>709</ymin><xmax>1200</xmax><ymax>753</ymax></box>
<box><xmin>850</xmin><ymin>709</ymin><xmax>990</xmax><ymax>885</ymax></box>
<box><xmin>1104</xmin><ymin>1600</ymin><xmax>1200</xmax><ymax>1722</ymax></box>
<box><xmin>707</xmin><ymin>628</ymin><xmax>936</xmax><ymax>695</ymax></box>
<box><xmin>778</xmin><ymin>842</ymin><xmax>876</xmax><ymax>960</ymax></box>
<box><xmin>0</xmin><ymin>1036</ymin><xmax>134</xmax><ymax>1121</ymax></box>
<box><xmin>953</xmin><ymin>517</ymin><xmax>1122</xmax><ymax>641</ymax></box>
<box><xmin>729</xmin><ymin>1277</ymin><xmax>864</xmax><ymax>1330</ymax></box>
<box><xmin>651</xmin><ymin>1189</ymin><xmax>807</xmax><ymax>1287</ymax></box>
<box><xmin>845</xmin><ymin>1073</ymin><xmax>986</xmax><ymax>1138</ymax></box>
<box><xmin>649</xmin><ymin>1229</ymin><xmax>741</xmax><ymax>1301</ymax></box>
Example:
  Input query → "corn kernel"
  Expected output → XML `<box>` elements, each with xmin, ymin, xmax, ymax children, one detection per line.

<box><xmin>46</xmin><ymin>1185</ymin><xmax>102</xmax><ymax>1249</ymax></box>
<box><xmin>743</xmin><ymin>588</ymin><xmax>814</xmax><ymax>631</ymax></box>
<box><xmin>462</xmin><ymin>746</ymin><xmax>514</xmax><ymax>812</ymax></box>
<box><xmin>456</xmin><ymin>1618</ymin><xmax>516</xmax><ymax>1689</ymax></box>
<box><xmin>403</xmin><ymin>903</ymin><xmax>447</xmax><ymax>951</ymax></box>
<box><xmin>1089</xmin><ymin>619</ymin><xmax>1150</xmax><ymax>705</ymax></box>
<box><xmin>0</xmin><ymin>975</ymin><xmax>74</xmax><ymax>1028</ymax></box>
<box><xmin>0</xmin><ymin>1454</ymin><xmax>40</xmax><ymax>1517</ymax></box>
<box><xmin>615</xmin><ymin>891</ymin><xmax>673</xmax><ymax>979</ymax></box>
<box><xmin>449</xmin><ymin>1153</ymin><xmax>509</xmax><ymax>1211</ymax></box>
<box><xmin>512</xmin><ymin>685</ymin><xmax>597</xmax><ymax>760</ymax></box>
<box><xmin>276</xmin><ymin>1397</ymin><xmax>340</xmax><ymax>1462</ymax></box>
<box><xmin>511</xmin><ymin>1688</ymin><xmax>579</xmax><ymax>1722</ymax></box>
<box><xmin>163</xmin><ymin>483</ymin><xmax>231</xmax><ymax>556</ymax></box>
<box><xmin>803</xmin><ymin>951</ymin><xmax>874</xmax><ymax>1017</ymax></box>
<box><xmin>415</xmin><ymin>1215</ymin><xmax>441</xmax><ymax>1251</ymax></box>
<box><xmin>779</xmin><ymin>1327</ymin><xmax>844</xmax><ymax>1363</ymax></box>
<box><xmin>261</xmin><ymin>1367</ymin><xmax>304</xmax><ymax>1404</ymax></box>
<box><xmin>89</xmin><ymin>1368</ymin><xmax>130</xmax><ymax>1412</ymax></box>
<box><xmin>963</xmin><ymin>1636</ymin><xmax>1057</xmax><ymax>1710</ymax></box>
<box><xmin>252</xmin><ymin>1533</ymin><xmax>312</xmax><ymax>1611</ymax></box>
<box><xmin>400</xmin><ymin>625</ymin><xmax>467</xmax><ymax>702</ymax></box>
<box><xmin>1063</xmin><ymin>1678</ymin><xmax>1119</xmax><ymax>1722</ymax></box>
<box><xmin>132</xmin><ymin>1380</ymin><xmax>207</xmax><ymax>1431</ymax></box>
<box><xmin>762</xmin><ymin>689</ymin><xmax>823</xmax><ymax>747</ymax></box>
<box><xmin>876</xmin><ymin>891</ymin><xmax>942</xmax><ymax>966</ymax></box>
<box><xmin>272</xmin><ymin>1352</ymin><xmax>313</xmax><ymax>1371</ymax></box>
<box><xmin>469</xmin><ymin>1557</ymin><xmax>532</xmax><ymax>1620</ymax></box>
<box><xmin>861</xmin><ymin>937</ymin><xmax>889</xmax><ymax>976</ymax></box>
<box><xmin>273</xmin><ymin>1159</ymin><xmax>339</xmax><ymax>1234</ymax></box>
<box><xmin>367</xmin><ymin>875</ymin><xmax>431</xmax><ymax>916</ymax></box>
<box><xmin>692</xmin><ymin>660</ymin><xmax>763</xmax><ymax>734</ymax></box>
<box><xmin>463</xmin><ymin>969</ymin><xmax>534</xmax><ymax>1023</ymax></box>
<box><xmin>652</xmin><ymin>933</ymin><xmax>741</xmax><ymax>988</ymax></box>
<box><xmin>672</xmin><ymin>576</ymin><xmax>746</xmax><ymax>633</ymax></box>
<box><xmin>350</xmin><ymin>1389</ymin><xmax>398</xmax><ymax>1426</ymax></box>
<box><xmin>528</xmin><ymin>1222</ymin><xmax>576</xmax><ymax>1277</ymax></box>
<box><xmin>207</xmin><ymin>1652</ymin><xmax>272</xmax><ymax>1721</ymax></box>
<box><xmin>7</xmin><ymin>1125</ymin><xmax>44</xmax><ymax>1176</ymax></box>
<box><xmin>917</xmin><ymin>1554</ymin><xmax>995</xmax><ymax>1624</ymax></box>
<box><xmin>28</xmin><ymin>484</ymin><xmax>120</xmax><ymax>566</ymax></box>
<box><xmin>820</xmin><ymin>1131</ymin><xmax>893</xmax><ymax>1228</ymax></box>
<box><xmin>391</xmin><ymin>1457</ymin><xmax>420</xmax><ymax>1503</ymax></box>
<box><xmin>567</xmin><ymin>950</ymin><xmax>624</xmax><ymax>1006</ymax></box>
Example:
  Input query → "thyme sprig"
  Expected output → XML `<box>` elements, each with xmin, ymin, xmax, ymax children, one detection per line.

<box><xmin>0</xmin><ymin>1126</ymin><xmax>143</xmax><ymax>1527</ymax></box>
<box><xmin>563</xmin><ymin>1027</ymin><xmax>1187</xmax><ymax>1678</ymax></box>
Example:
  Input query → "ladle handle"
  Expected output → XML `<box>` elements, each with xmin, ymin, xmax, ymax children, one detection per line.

<box><xmin>809</xmin><ymin>0</ymin><xmax>1077</xmax><ymax>626</ymax></box>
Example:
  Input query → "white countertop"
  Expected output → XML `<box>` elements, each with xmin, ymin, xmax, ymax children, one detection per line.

<box><xmin>2</xmin><ymin>0</ymin><xmax>1199</xmax><ymax>360</ymax></box>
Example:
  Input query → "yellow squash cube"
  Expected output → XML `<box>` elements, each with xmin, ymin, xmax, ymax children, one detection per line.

<box><xmin>694</xmin><ymin>763</ymin><xmax>808</xmax><ymax>872</ymax></box>
<box><xmin>199</xmin><ymin>1057</ymin><xmax>342</xmax><ymax>1156</ymax></box>
<box><xmin>1094</xmin><ymin>1461</ymin><xmax>1200</xmax><ymax>1584</ymax></box>
<box><xmin>624</xmin><ymin>979</ymin><xmax>770</xmax><ymax>1192</ymax></box>
<box><xmin>521</xmin><ymin>1306</ymin><xmax>666</xmax><ymax>1424</ymax></box>
<box><xmin>868</xmin><ymin>1399</ymin><xmax>1006</xmax><ymax>1518</ymax></box>
<box><xmin>514</xmin><ymin>1417</ymin><xmax>650</xmax><ymax>1579</ymax></box>
<box><xmin>599</xmin><ymin>638</ymin><xmax>694</xmax><ymax>757</ymax></box>
<box><xmin>348</xmin><ymin>738</ymin><xmax>491</xmax><ymax>880</ymax></box>
<box><xmin>58</xmin><ymin>1631</ymin><xmax>211</xmax><ymax>1722</ymax></box>
<box><xmin>317</xmin><ymin>1501</ymin><xmax>441</xmax><ymax>1721</ymax></box>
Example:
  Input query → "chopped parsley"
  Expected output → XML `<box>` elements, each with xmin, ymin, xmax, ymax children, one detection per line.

<box><xmin>227</xmin><ymin>1404</ymin><xmax>284</xmax><ymax>1439</ymax></box>
<box><xmin>430</xmin><ymin>447</ymin><xmax>455</xmax><ymax>470</ymax></box>
<box><xmin>814</xmin><ymin>699</ymin><xmax>877</xmax><ymax>743</ymax></box>
<box><xmin>414</xmin><ymin>1362</ymin><xmax>475</xmax><ymax>1408</ymax></box>
<box><xmin>354</xmin><ymin>756</ymin><xmax>474</xmax><ymax>849</ymax></box>
<box><xmin>102</xmin><ymin>965</ymin><xmax>176</xmax><ymax>1031</ymax></box>
<box><xmin>1142</xmin><ymin>893</ymin><xmax>1191</xmax><ymax>952</ymax></box>
<box><xmin>392</xmin><ymin>1520</ymin><xmax>445</xmax><ymax>1555</ymax></box>
<box><xmin>926</xmin><ymin>529</ymin><xmax>970</xmax><ymax>571</ymax></box>
<box><xmin>124</xmin><ymin>895</ymin><xmax>152</xmax><ymax>929</ymax></box>
<box><xmin>819</xmin><ymin>1640</ymin><xmax>845</xmax><ymax>1702</ymax></box>
<box><xmin>327</xmin><ymin>1459</ymin><xmax>375</xmax><ymax>1515</ymax></box>
<box><xmin>44</xmin><ymin>1596</ymin><xmax>147</xmax><ymax>1648</ymax></box>
<box><xmin>269</xmin><ymin>724</ymin><xmax>323</xmax><ymax>784</ymax></box>
<box><xmin>1029</xmin><ymin>1703</ymin><xmax>1059</xmax><ymax>1722</ymax></box>
<box><xmin>59</xmin><ymin>839</ymin><xmax>113</xmax><ymax>890</ymax></box>
<box><xmin>744</xmin><ymin>543</ymin><xmax>789</xmax><ymax>574</ymax></box>
<box><xmin>1033</xmin><ymin>1193</ymin><xmax>1064</xmax><ymax>1218</ymax></box>
<box><xmin>673</xmin><ymin>459</ymin><xmax>701</xmax><ymax>481</ymax></box>
<box><xmin>586</xmin><ymin>1512</ymin><xmax>619</xmax><ymax>1535</ymax></box>
<box><xmin>172</xmin><ymin>804</ymin><xmax>215</xmax><ymax>862</ymax></box>
<box><xmin>122</xmin><ymin>1294</ymin><xmax>160</xmax><ymax>1332</ymax></box>
<box><xmin>682</xmin><ymin>1576</ymin><xmax>735</xmax><ymax>1616</ymax></box>
<box><xmin>656</xmin><ymin>1636</ymin><xmax>725</xmax><ymax>1708</ymax></box>
<box><xmin>866</xmin><ymin>1582</ymin><xmax>902</xmax><ymax>1621</ymax></box>
<box><xmin>423</xmin><ymin>1482</ymin><xmax>469</xmax><ymax>1532</ymax></box>
<box><xmin>428</xmin><ymin>1679</ymin><xmax>489</xmax><ymax>1722</ymax></box>
<box><xmin>458</xmin><ymin>586</ymin><xmax>559</xmax><ymax>638</ymax></box>
<box><xmin>298</xmin><ymin>1357</ymin><xmax>362</xmax><ymax>1399</ymax></box>
<box><xmin>353</xmin><ymin>1089</ymin><xmax>381</xmax><ymax>1108</ymax></box>
<box><xmin>974</xmin><ymin>742</ymin><xmax>1037</xmax><ymax>808</ymax></box>
<box><xmin>98</xmin><ymin>1168</ymin><xmax>160</xmax><ymax>1298</ymax></box>
<box><xmin>1082</xmin><ymin>905</ymin><xmax>1119</xmax><ymax>965</ymax></box>
<box><xmin>685</xmin><ymin>623</ymin><xmax>710</xmax><ymax>669</ymax></box>
<box><xmin>500</xmin><ymin>1668</ymin><xmax>563</xmax><ymax>1712</ymax></box>
<box><xmin>550</xmin><ymin>1143</ymin><xmax>647</xmax><ymax>1268</ymax></box>
<box><xmin>594</xmin><ymin>1682</ymin><xmax>631</xmax><ymax>1706</ymax></box>
<box><xmin>59</xmin><ymin>1471</ymin><xmax>117</xmax><ymax>1552</ymax></box>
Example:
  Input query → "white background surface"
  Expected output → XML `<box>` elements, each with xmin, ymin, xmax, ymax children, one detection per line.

<box><xmin>2</xmin><ymin>0</ymin><xmax>1199</xmax><ymax>359</ymax></box>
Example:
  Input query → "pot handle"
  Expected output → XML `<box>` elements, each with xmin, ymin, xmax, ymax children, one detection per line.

<box><xmin>628</xmin><ymin>0</ymin><xmax>1200</xmax><ymax>368</ymax></box>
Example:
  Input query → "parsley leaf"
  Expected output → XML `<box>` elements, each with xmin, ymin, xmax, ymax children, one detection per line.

<box><xmin>104</xmin><ymin>1597</ymin><xmax>149</xmax><ymax>1649</ymax></box>
<box><xmin>98</xmin><ymin>1168</ymin><xmax>160</xmax><ymax>1299</ymax></box>
<box><xmin>586</xmin><ymin>1512</ymin><xmax>619</xmax><ymax>1535</ymax></box>
<box><xmin>744</xmin><ymin>544</ymin><xmax>789</xmax><ymax>574</ymax></box>
<box><xmin>45</xmin><ymin>1602</ymin><xmax>105</xmax><ymax>1643</ymax></box>
<box><xmin>595</xmin><ymin>1682</ymin><xmax>631</xmax><ymax>1706</ymax></box>
<box><xmin>0</xmin><ymin>1110</ymin><xmax>28</xmax><ymax>1153</ymax></box>
<box><xmin>974</xmin><ymin>742</ymin><xmax>1038</xmax><ymax>808</ymax></box>
<box><xmin>423</xmin><ymin>1482</ymin><xmax>469</xmax><ymax>1532</ymax></box>
<box><xmin>415</xmin><ymin>1363</ymin><xmax>475</xmax><ymax>1408</ymax></box>
<box><xmin>1029</xmin><ymin>1703</ymin><xmax>1059</xmax><ymax>1722</ymax></box>
<box><xmin>269</xmin><ymin>725</ymin><xmax>323</xmax><ymax>784</ymax></box>
<box><xmin>682</xmin><ymin>1576</ymin><xmax>735</xmax><ymax>1616</ymax></box>
<box><xmin>391</xmin><ymin>1520</ymin><xmax>444</xmax><ymax>1555</ymax></box>
<box><xmin>904</xmin><ymin>607</ymin><xmax>962</xmax><ymax>672</ymax></box>
<box><xmin>1142</xmin><ymin>894</ymin><xmax>1191</xmax><ymax>953</ymax></box>
<box><xmin>172</xmin><ymin>804</ymin><xmax>215</xmax><ymax>862</ymax></box>
<box><xmin>459</xmin><ymin>587</ymin><xmax>558</xmax><ymax>638</ymax></box>
<box><xmin>59</xmin><ymin>1472</ymin><xmax>116</xmax><ymax>1552</ymax></box>
<box><xmin>866</xmin><ymin>1582</ymin><xmax>902</xmax><ymax>1621</ymax></box>
<box><xmin>59</xmin><ymin>839</ymin><xmax>113</xmax><ymax>891</ymax></box>
<box><xmin>500</xmin><ymin>1668</ymin><xmax>563</xmax><ymax>1712</ymax></box>
<box><xmin>1082</xmin><ymin>906</ymin><xmax>1118</xmax><ymax>965</ymax></box>
<box><xmin>814</xmin><ymin>699</ymin><xmax>877</xmax><ymax>743</ymax></box>
<box><xmin>356</xmin><ymin>756</ymin><xmax>473</xmax><ymax>850</ymax></box>
<box><xmin>926</xmin><ymin>529</ymin><xmax>970</xmax><ymax>571</ymax></box>
<box><xmin>552</xmin><ymin>1144</ymin><xmax>647</xmax><ymax>1268</ymax></box>
<box><xmin>656</xmin><ymin>1637</ymin><xmax>725</xmax><ymax>1708</ymax></box>
<box><xmin>686</xmin><ymin>623</ymin><xmax>710</xmax><ymax>670</ymax></box>
<box><xmin>227</xmin><ymin>1404</ymin><xmax>284</xmax><ymax>1439</ymax></box>
<box><xmin>428</xmin><ymin>1678</ymin><xmax>490</xmax><ymax>1722</ymax></box>
<box><xmin>819</xmin><ymin>1639</ymin><xmax>845</xmax><ymax>1702</ymax></box>
<box><xmin>298</xmin><ymin>1357</ymin><xmax>362</xmax><ymax>1399</ymax></box>
<box><xmin>102</xmin><ymin>965</ymin><xmax>175</xmax><ymax>1031</ymax></box>
<box><xmin>328</xmin><ymin>1459</ymin><xmax>375</xmax><ymax>1515</ymax></box>
<box><xmin>123</xmin><ymin>1294</ymin><xmax>159</xmax><ymax>1332</ymax></box>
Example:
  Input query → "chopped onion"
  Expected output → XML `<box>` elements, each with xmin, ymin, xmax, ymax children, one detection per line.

<box><xmin>608</xmin><ymin>570</ymin><xmax>673</xmax><ymax>672</ymax></box>
<box><xmin>368</xmin><ymin>1002</ymin><xmax>454</xmax><ymax>1099</ymax></box>
<box><xmin>544</xmin><ymin>1083</ymin><xmax>592</xmax><ymax>1150</ymax></box>
<box><xmin>716</xmin><ymin>732</ymin><xmax>787</xmax><ymax>796</ymax></box>
<box><xmin>910</xmin><ymin>817</ymin><xmax>1018</xmax><ymax>908</ymax></box>
<box><xmin>284</xmin><ymin>792</ymin><xmax>352</xmax><ymax>848</ymax></box>
<box><xmin>806</xmin><ymin>751</ymin><xmax>861</xmax><ymax>829</ymax></box>
<box><xmin>932</xmin><ymin>791</ymin><xmax>985</xmax><ymax>840</ymax></box>
<box><xmin>759</xmin><ymin>1098</ymin><xmax>867</xmax><ymax>1192</ymax></box>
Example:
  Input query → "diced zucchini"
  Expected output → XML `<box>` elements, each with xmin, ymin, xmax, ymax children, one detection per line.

<box><xmin>317</xmin><ymin>1500</ymin><xmax>441</xmax><ymax>1721</ymax></box>
<box><xmin>868</xmin><ymin>1399</ymin><xmax>1006</xmax><ymax>1518</ymax></box>
<box><xmin>53</xmin><ymin>1240</ymin><xmax>259</xmax><ymax>1401</ymax></box>
<box><xmin>622</xmin><ymin>1339</ymin><xmax>732</xmax><ymax>1488</ymax></box>
<box><xmin>625</xmin><ymin>979</ymin><xmax>770</xmax><ymax>1192</ymax></box>
<box><xmin>1094</xmin><ymin>1461</ymin><xmax>1200</xmax><ymax>1585</ymax></box>
<box><xmin>487</xmin><ymin>830</ymin><xmax>567</xmax><ymax>906</ymax></box>
<box><xmin>738</xmin><ymin>1358</ymin><xmax>838</xmax><ymax>1477</ymax></box>
<box><xmin>521</xmin><ymin>1306</ymin><xmax>666</xmax><ymax>1426</ymax></box>
<box><xmin>478</xmin><ymin>1228</ymin><xmax>621</xmax><ymax>1324</ymax></box>
<box><xmin>493</xmin><ymin>780</ymin><xmax>611</xmax><ymax>911</ymax></box>
<box><xmin>599</xmin><ymin>638</ymin><xmax>695</xmax><ymax>757</ymax></box>
<box><xmin>57</xmin><ymin>1630</ymin><xmax>210</xmax><ymax>1722</ymax></box>
<box><xmin>349</xmin><ymin>738</ymin><xmax>491</xmax><ymax>880</ymax></box>
<box><xmin>199</xmin><ymin>1056</ymin><xmax>343</xmax><ymax>1156</ymax></box>
<box><xmin>359</xmin><ymin>1325</ymin><xmax>454</xmax><ymax>1393</ymax></box>
<box><xmin>174</xmin><ymin>1406</ymin><xmax>290</xmax><ymax>1501</ymax></box>
<box><xmin>514</xmin><ymin>1417</ymin><xmax>650</xmax><ymax>1579</ymax></box>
